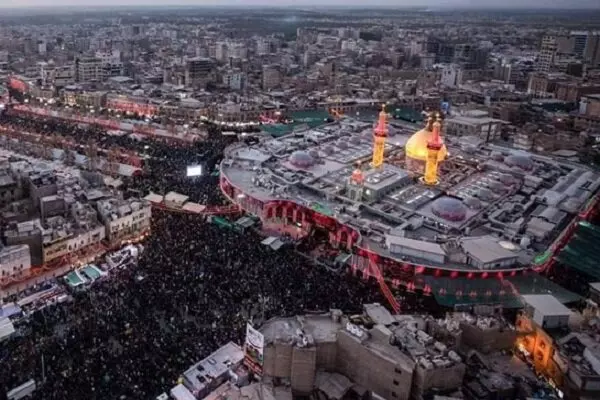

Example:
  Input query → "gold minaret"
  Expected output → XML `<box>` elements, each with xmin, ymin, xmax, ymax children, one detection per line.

<box><xmin>371</xmin><ymin>104</ymin><xmax>388</xmax><ymax>168</ymax></box>
<box><xmin>423</xmin><ymin>113</ymin><xmax>443</xmax><ymax>185</ymax></box>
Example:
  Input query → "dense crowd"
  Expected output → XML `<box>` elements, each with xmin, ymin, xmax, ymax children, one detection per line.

<box><xmin>0</xmin><ymin>112</ymin><xmax>384</xmax><ymax>399</ymax></box>
<box><xmin>0</xmin><ymin>112</ymin><xmax>236</xmax><ymax>204</ymax></box>
<box><xmin>0</xmin><ymin>210</ymin><xmax>382</xmax><ymax>399</ymax></box>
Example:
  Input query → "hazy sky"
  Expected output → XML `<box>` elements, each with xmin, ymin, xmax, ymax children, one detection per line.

<box><xmin>0</xmin><ymin>0</ymin><xmax>598</xmax><ymax>9</ymax></box>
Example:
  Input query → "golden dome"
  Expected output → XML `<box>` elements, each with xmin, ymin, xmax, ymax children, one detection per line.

<box><xmin>405</xmin><ymin>127</ymin><xmax>448</xmax><ymax>162</ymax></box>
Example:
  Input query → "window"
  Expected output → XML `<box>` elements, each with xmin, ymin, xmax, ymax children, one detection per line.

<box><xmin>393</xmin><ymin>380</ymin><xmax>399</xmax><ymax>386</ymax></box>
<box><xmin>392</xmin><ymin>392</ymin><xmax>397</xmax><ymax>398</ymax></box>
<box><xmin>394</xmin><ymin>368</ymin><xmax>402</xmax><ymax>374</ymax></box>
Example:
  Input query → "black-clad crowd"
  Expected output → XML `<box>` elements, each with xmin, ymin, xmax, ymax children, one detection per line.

<box><xmin>0</xmin><ymin>112</ymin><xmax>235</xmax><ymax>204</ymax></box>
<box><xmin>0</xmin><ymin>210</ymin><xmax>382</xmax><ymax>399</ymax></box>
<box><xmin>0</xmin><ymin>113</ymin><xmax>382</xmax><ymax>399</ymax></box>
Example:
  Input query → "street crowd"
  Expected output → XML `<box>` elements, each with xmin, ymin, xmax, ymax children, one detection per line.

<box><xmin>0</xmin><ymin>210</ymin><xmax>381</xmax><ymax>399</ymax></box>
<box><xmin>0</xmin><ymin>113</ymin><xmax>382</xmax><ymax>399</ymax></box>
<box><xmin>0</xmin><ymin>111</ymin><xmax>235</xmax><ymax>204</ymax></box>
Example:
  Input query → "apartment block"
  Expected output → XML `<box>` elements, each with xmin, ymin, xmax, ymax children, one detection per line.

<box><xmin>260</xmin><ymin>304</ymin><xmax>465</xmax><ymax>400</ymax></box>
<box><xmin>96</xmin><ymin>197</ymin><xmax>151</xmax><ymax>245</ymax></box>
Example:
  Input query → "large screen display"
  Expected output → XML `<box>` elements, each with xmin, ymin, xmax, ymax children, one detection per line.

<box><xmin>186</xmin><ymin>165</ymin><xmax>203</xmax><ymax>177</ymax></box>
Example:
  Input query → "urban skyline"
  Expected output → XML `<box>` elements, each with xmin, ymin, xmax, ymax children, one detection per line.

<box><xmin>1</xmin><ymin>0</ymin><xmax>600</xmax><ymax>10</ymax></box>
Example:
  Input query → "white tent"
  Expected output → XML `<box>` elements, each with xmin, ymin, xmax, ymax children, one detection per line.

<box><xmin>0</xmin><ymin>317</ymin><xmax>15</xmax><ymax>342</ymax></box>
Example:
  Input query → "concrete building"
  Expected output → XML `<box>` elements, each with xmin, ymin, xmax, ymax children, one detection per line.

<box><xmin>4</xmin><ymin>220</ymin><xmax>43</xmax><ymax>266</ymax></box>
<box><xmin>51</xmin><ymin>65</ymin><xmax>76</xmax><ymax>87</ymax></box>
<box><xmin>0</xmin><ymin>244</ymin><xmax>31</xmax><ymax>280</ymax></box>
<box><xmin>256</xmin><ymin>38</ymin><xmax>275</xmax><ymax>56</ymax></box>
<box><xmin>260</xmin><ymin>305</ymin><xmax>464</xmax><ymax>400</ymax></box>
<box><xmin>182</xmin><ymin>342</ymin><xmax>245</xmax><ymax>399</ymax></box>
<box><xmin>516</xmin><ymin>297</ymin><xmax>600</xmax><ymax>399</ymax></box>
<box><xmin>584</xmin><ymin>31</ymin><xmax>600</xmax><ymax>67</ymax></box>
<box><xmin>439</xmin><ymin>64</ymin><xmax>459</xmax><ymax>88</ymax></box>
<box><xmin>445</xmin><ymin>111</ymin><xmax>505</xmax><ymax>142</ymax></box>
<box><xmin>262</xmin><ymin>65</ymin><xmax>281</xmax><ymax>91</ymax></box>
<box><xmin>96</xmin><ymin>197</ymin><xmax>151</xmax><ymax>245</ymax></box>
<box><xmin>579</xmin><ymin>94</ymin><xmax>600</xmax><ymax>118</ymax></box>
<box><xmin>223</xmin><ymin>70</ymin><xmax>245</xmax><ymax>91</ymax></box>
<box><xmin>75</xmin><ymin>57</ymin><xmax>103</xmax><ymax>83</ymax></box>
<box><xmin>41</xmin><ymin>203</ymin><xmax>106</xmax><ymax>264</ymax></box>
<box><xmin>538</xmin><ymin>36</ymin><xmax>558</xmax><ymax>73</ymax></box>
<box><xmin>185</xmin><ymin>57</ymin><xmax>214</xmax><ymax>88</ymax></box>
<box><xmin>433</xmin><ymin>312</ymin><xmax>517</xmax><ymax>354</ymax></box>
<box><xmin>28</xmin><ymin>171</ymin><xmax>58</xmax><ymax>208</ymax></box>
<box><xmin>522</xmin><ymin>294</ymin><xmax>572</xmax><ymax>330</ymax></box>
<box><xmin>386</xmin><ymin>236</ymin><xmax>446</xmax><ymax>265</ymax></box>
<box><xmin>0</xmin><ymin>170</ymin><xmax>24</xmax><ymax>208</ymax></box>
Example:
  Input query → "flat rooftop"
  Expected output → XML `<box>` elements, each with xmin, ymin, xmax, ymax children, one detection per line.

<box><xmin>221</xmin><ymin>117</ymin><xmax>600</xmax><ymax>272</ymax></box>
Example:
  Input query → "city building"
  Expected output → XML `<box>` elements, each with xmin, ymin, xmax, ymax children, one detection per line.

<box><xmin>181</xmin><ymin>342</ymin><xmax>245</xmax><ymax>398</ymax></box>
<box><xmin>75</xmin><ymin>57</ymin><xmax>103</xmax><ymax>83</ymax></box>
<box><xmin>185</xmin><ymin>57</ymin><xmax>214</xmax><ymax>88</ymax></box>
<box><xmin>96</xmin><ymin>197</ymin><xmax>151</xmax><ymax>245</ymax></box>
<box><xmin>262</xmin><ymin>65</ymin><xmax>281</xmax><ymax>91</ymax></box>
<box><xmin>444</xmin><ymin>110</ymin><xmax>506</xmax><ymax>142</ymax></box>
<box><xmin>259</xmin><ymin>305</ymin><xmax>465</xmax><ymax>400</ymax></box>
<box><xmin>537</xmin><ymin>36</ymin><xmax>558</xmax><ymax>73</ymax></box>
<box><xmin>222</xmin><ymin>70</ymin><xmax>246</xmax><ymax>91</ymax></box>
<box><xmin>0</xmin><ymin>244</ymin><xmax>31</xmax><ymax>281</ymax></box>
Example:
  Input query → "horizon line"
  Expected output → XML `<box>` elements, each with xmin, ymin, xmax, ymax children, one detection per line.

<box><xmin>0</xmin><ymin>5</ymin><xmax>599</xmax><ymax>11</ymax></box>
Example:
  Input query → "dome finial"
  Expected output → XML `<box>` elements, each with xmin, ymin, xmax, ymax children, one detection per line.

<box><xmin>425</xmin><ymin>111</ymin><xmax>434</xmax><ymax>131</ymax></box>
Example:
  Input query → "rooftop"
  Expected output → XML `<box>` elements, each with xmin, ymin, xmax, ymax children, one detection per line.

<box><xmin>97</xmin><ymin>197</ymin><xmax>149</xmax><ymax>222</ymax></box>
<box><xmin>221</xmin><ymin>117</ymin><xmax>600</xmax><ymax>272</ymax></box>
<box><xmin>182</xmin><ymin>342</ymin><xmax>244</xmax><ymax>395</ymax></box>
<box><xmin>522</xmin><ymin>294</ymin><xmax>573</xmax><ymax>317</ymax></box>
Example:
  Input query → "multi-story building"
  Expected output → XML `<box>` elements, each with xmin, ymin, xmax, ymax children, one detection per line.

<box><xmin>538</xmin><ymin>36</ymin><xmax>558</xmax><ymax>73</ymax></box>
<box><xmin>262</xmin><ymin>64</ymin><xmax>281</xmax><ymax>91</ymax></box>
<box><xmin>181</xmin><ymin>342</ymin><xmax>245</xmax><ymax>398</ymax></box>
<box><xmin>575</xmin><ymin>93</ymin><xmax>600</xmax><ymax>131</ymax></box>
<box><xmin>52</xmin><ymin>65</ymin><xmax>76</xmax><ymax>87</ymax></box>
<box><xmin>96</xmin><ymin>197</ymin><xmax>151</xmax><ymax>245</ymax></box>
<box><xmin>28</xmin><ymin>171</ymin><xmax>58</xmax><ymax>208</ymax></box>
<box><xmin>222</xmin><ymin>70</ymin><xmax>245</xmax><ymax>91</ymax></box>
<box><xmin>445</xmin><ymin>110</ymin><xmax>506</xmax><ymax>141</ymax></box>
<box><xmin>515</xmin><ymin>295</ymin><xmax>600</xmax><ymax>399</ymax></box>
<box><xmin>0</xmin><ymin>159</ymin><xmax>24</xmax><ymax>208</ymax></box>
<box><xmin>215</xmin><ymin>42</ymin><xmax>228</xmax><ymax>62</ymax></box>
<box><xmin>584</xmin><ymin>31</ymin><xmax>600</xmax><ymax>67</ymax></box>
<box><xmin>185</xmin><ymin>57</ymin><xmax>214</xmax><ymax>88</ymax></box>
<box><xmin>61</xmin><ymin>89</ymin><xmax>107</xmax><ymax>109</ymax></box>
<box><xmin>0</xmin><ymin>50</ymin><xmax>8</xmax><ymax>69</ymax></box>
<box><xmin>4</xmin><ymin>220</ymin><xmax>44</xmax><ymax>266</ymax></box>
<box><xmin>527</xmin><ymin>72</ymin><xmax>572</xmax><ymax>98</ymax></box>
<box><xmin>432</xmin><ymin>311</ymin><xmax>517</xmax><ymax>354</ymax></box>
<box><xmin>41</xmin><ymin>202</ymin><xmax>106</xmax><ymax>264</ymax></box>
<box><xmin>256</xmin><ymin>38</ymin><xmax>275</xmax><ymax>56</ymax></box>
<box><xmin>76</xmin><ymin>57</ymin><xmax>103</xmax><ymax>83</ymax></box>
<box><xmin>95</xmin><ymin>49</ymin><xmax>121</xmax><ymax>65</ymax></box>
<box><xmin>260</xmin><ymin>305</ymin><xmax>465</xmax><ymax>400</ymax></box>
<box><xmin>0</xmin><ymin>244</ymin><xmax>31</xmax><ymax>280</ymax></box>
<box><xmin>580</xmin><ymin>94</ymin><xmax>600</xmax><ymax>118</ymax></box>
<box><xmin>106</xmin><ymin>93</ymin><xmax>157</xmax><ymax>116</ymax></box>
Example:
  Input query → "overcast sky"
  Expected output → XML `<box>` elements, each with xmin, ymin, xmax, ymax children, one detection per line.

<box><xmin>0</xmin><ymin>0</ymin><xmax>597</xmax><ymax>9</ymax></box>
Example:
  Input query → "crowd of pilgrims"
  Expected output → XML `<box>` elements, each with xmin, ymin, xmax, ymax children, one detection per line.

<box><xmin>0</xmin><ymin>112</ymin><xmax>236</xmax><ymax>204</ymax></box>
<box><xmin>0</xmin><ymin>210</ymin><xmax>382</xmax><ymax>399</ymax></box>
<box><xmin>0</xmin><ymin>113</ymin><xmax>384</xmax><ymax>399</ymax></box>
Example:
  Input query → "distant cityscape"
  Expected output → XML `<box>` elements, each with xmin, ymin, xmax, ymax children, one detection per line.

<box><xmin>0</xmin><ymin>6</ymin><xmax>599</xmax><ymax>400</ymax></box>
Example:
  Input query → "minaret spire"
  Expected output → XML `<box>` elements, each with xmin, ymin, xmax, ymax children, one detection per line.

<box><xmin>371</xmin><ymin>104</ymin><xmax>388</xmax><ymax>168</ymax></box>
